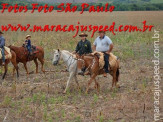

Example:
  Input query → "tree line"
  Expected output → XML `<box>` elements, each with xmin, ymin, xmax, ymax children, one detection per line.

<box><xmin>0</xmin><ymin>0</ymin><xmax>163</xmax><ymax>11</ymax></box>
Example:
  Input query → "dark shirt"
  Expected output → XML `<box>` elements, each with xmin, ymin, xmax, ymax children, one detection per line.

<box><xmin>75</xmin><ymin>39</ymin><xmax>92</xmax><ymax>55</ymax></box>
<box><xmin>0</xmin><ymin>36</ymin><xmax>5</xmax><ymax>48</ymax></box>
<box><xmin>25</xmin><ymin>39</ymin><xmax>31</xmax><ymax>47</ymax></box>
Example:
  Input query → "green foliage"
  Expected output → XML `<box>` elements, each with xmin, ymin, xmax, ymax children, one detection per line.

<box><xmin>0</xmin><ymin>96</ymin><xmax>12</xmax><ymax>107</ymax></box>
<box><xmin>0</xmin><ymin>0</ymin><xmax>162</xmax><ymax>11</ymax></box>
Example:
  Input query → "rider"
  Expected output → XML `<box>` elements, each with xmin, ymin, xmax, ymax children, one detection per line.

<box><xmin>0</xmin><ymin>31</ymin><xmax>5</xmax><ymax>66</ymax></box>
<box><xmin>75</xmin><ymin>33</ymin><xmax>92</xmax><ymax>55</ymax></box>
<box><xmin>25</xmin><ymin>35</ymin><xmax>32</xmax><ymax>57</ymax></box>
<box><xmin>93</xmin><ymin>31</ymin><xmax>113</xmax><ymax>77</ymax></box>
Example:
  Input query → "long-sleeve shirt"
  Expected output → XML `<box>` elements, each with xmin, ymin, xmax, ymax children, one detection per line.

<box><xmin>25</xmin><ymin>39</ymin><xmax>31</xmax><ymax>47</ymax></box>
<box><xmin>0</xmin><ymin>36</ymin><xmax>5</xmax><ymax>48</ymax></box>
<box><xmin>75</xmin><ymin>39</ymin><xmax>92</xmax><ymax>55</ymax></box>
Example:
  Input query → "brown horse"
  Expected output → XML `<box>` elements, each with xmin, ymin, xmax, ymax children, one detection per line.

<box><xmin>9</xmin><ymin>45</ymin><xmax>45</xmax><ymax>75</ymax></box>
<box><xmin>77</xmin><ymin>53</ymin><xmax>120</xmax><ymax>93</ymax></box>
<box><xmin>0</xmin><ymin>49</ymin><xmax>19</xmax><ymax>80</ymax></box>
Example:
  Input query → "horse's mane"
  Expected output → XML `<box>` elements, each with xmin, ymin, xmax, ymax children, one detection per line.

<box><xmin>62</xmin><ymin>50</ymin><xmax>76</xmax><ymax>58</ymax></box>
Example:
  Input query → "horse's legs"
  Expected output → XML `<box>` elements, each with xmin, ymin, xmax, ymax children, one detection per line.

<box><xmin>115</xmin><ymin>69</ymin><xmax>120</xmax><ymax>88</ymax></box>
<box><xmin>94</xmin><ymin>79</ymin><xmax>100</xmax><ymax>93</ymax></box>
<box><xmin>2</xmin><ymin>63</ymin><xmax>8</xmax><ymax>80</ymax></box>
<box><xmin>11</xmin><ymin>60</ymin><xmax>19</xmax><ymax>79</ymax></box>
<box><xmin>86</xmin><ymin>74</ymin><xmax>96</xmax><ymax>94</ymax></box>
<box><xmin>63</xmin><ymin>72</ymin><xmax>74</xmax><ymax>93</ymax></box>
<box><xmin>13</xmin><ymin>67</ymin><xmax>15</xmax><ymax>77</ymax></box>
<box><xmin>111</xmin><ymin>71</ymin><xmax>117</xmax><ymax>90</ymax></box>
<box><xmin>12</xmin><ymin>65</ymin><xmax>19</xmax><ymax>79</ymax></box>
<box><xmin>23</xmin><ymin>62</ymin><xmax>29</xmax><ymax>75</ymax></box>
<box><xmin>38</xmin><ymin>57</ymin><xmax>45</xmax><ymax>73</ymax></box>
<box><xmin>74</xmin><ymin>75</ymin><xmax>80</xmax><ymax>90</ymax></box>
<box><xmin>34</xmin><ymin>59</ymin><xmax>38</xmax><ymax>73</ymax></box>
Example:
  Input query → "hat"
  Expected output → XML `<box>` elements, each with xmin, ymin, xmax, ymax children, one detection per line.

<box><xmin>26</xmin><ymin>35</ymin><xmax>31</xmax><ymax>39</ymax></box>
<box><xmin>98</xmin><ymin>30</ymin><xmax>105</xmax><ymax>34</ymax></box>
<box><xmin>79</xmin><ymin>33</ymin><xmax>88</xmax><ymax>37</ymax></box>
<box><xmin>0</xmin><ymin>31</ymin><xmax>4</xmax><ymax>34</ymax></box>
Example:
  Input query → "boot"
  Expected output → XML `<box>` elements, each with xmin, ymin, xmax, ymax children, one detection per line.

<box><xmin>2</xmin><ymin>62</ymin><xmax>5</xmax><ymax>66</ymax></box>
<box><xmin>103</xmin><ymin>72</ymin><xmax>107</xmax><ymax>77</ymax></box>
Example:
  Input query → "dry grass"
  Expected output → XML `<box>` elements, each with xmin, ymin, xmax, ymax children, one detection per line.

<box><xmin>0</xmin><ymin>11</ymin><xmax>163</xmax><ymax>121</ymax></box>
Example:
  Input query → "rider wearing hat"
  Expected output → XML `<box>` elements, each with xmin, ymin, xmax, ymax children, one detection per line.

<box><xmin>0</xmin><ymin>31</ymin><xmax>5</xmax><ymax>65</ymax></box>
<box><xmin>75</xmin><ymin>33</ymin><xmax>92</xmax><ymax>55</ymax></box>
<box><xmin>93</xmin><ymin>30</ymin><xmax>113</xmax><ymax>77</ymax></box>
<box><xmin>25</xmin><ymin>35</ymin><xmax>32</xmax><ymax>55</ymax></box>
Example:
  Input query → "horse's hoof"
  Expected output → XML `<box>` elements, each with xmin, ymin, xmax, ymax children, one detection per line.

<box><xmin>85</xmin><ymin>90</ymin><xmax>88</xmax><ymax>94</ymax></box>
<box><xmin>63</xmin><ymin>91</ymin><xmax>66</xmax><ymax>94</ymax></box>
<box><xmin>94</xmin><ymin>85</ymin><xmax>97</xmax><ymax>89</ymax></box>
<box><xmin>116</xmin><ymin>84</ymin><xmax>120</xmax><ymax>89</ymax></box>
<box><xmin>77</xmin><ymin>87</ymin><xmax>81</xmax><ymax>90</ymax></box>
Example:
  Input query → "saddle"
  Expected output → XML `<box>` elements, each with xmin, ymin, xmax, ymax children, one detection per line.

<box><xmin>22</xmin><ymin>44</ymin><xmax>38</xmax><ymax>55</ymax></box>
<box><xmin>0</xmin><ymin>46</ymin><xmax>12</xmax><ymax>59</ymax></box>
<box><xmin>92</xmin><ymin>51</ymin><xmax>118</xmax><ymax>69</ymax></box>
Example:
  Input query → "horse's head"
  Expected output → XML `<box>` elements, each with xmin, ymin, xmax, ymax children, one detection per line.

<box><xmin>52</xmin><ymin>49</ymin><xmax>61</xmax><ymax>65</ymax></box>
<box><xmin>77</xmin><ymin>55</ymin><xmax>85</xmax><ymax>75</ymax></box>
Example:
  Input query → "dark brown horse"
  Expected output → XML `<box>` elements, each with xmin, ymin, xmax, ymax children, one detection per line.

<box><xmin>9</xmin><ymin>45</ymin><xmax>45</xmax><ymax>75</ymax></box>
<box><xmin>77</xmin><ymin>54</ymin><xmax>120</xmax><ymax>93</ymax></box>
<box><xmin>0</xmin><ymin>49</ymin><xmax>19</xmax><ymax>79</ymax></box>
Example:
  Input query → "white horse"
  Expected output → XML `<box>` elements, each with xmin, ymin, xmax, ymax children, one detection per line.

<box><xmin>52</xmin><ymin>49</ymin><xmax>80</xmax><ymax>93</ymax></box>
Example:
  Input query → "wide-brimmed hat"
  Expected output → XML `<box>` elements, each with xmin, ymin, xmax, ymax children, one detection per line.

<box><xmin>0</xmin><ymin>31</ymin><xmax>4</xmax><ymax>34</ymax></box>
<box><xmin>26</xmin><ymin>35</ymin><xmax>31</xmax><ymax>39</ymax></box>
<box><xmin>79</xmin><ymin>33</ymin><xmax>88</xmax><ymax>37</ymax></box>
<box><xmin>98</xmin><ymin>30</ymin><xmax>105</xmax><ymax>34</ymax></box>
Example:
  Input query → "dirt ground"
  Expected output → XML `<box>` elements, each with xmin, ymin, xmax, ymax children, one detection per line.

<box><xmin>0</xmin><ymin>52</ymin><xmax>162</xmax><ymax>122</ymax></box>
<box><xmin>0</xmin><ymin>11</ymin><xmax>162</xmax><ymax>122</ymax></box>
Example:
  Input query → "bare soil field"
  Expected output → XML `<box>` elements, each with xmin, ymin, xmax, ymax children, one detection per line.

<box><xmin>0</xmin><ymin>11</ymin><xmax>163</xmax><ymax>122</ymax></box>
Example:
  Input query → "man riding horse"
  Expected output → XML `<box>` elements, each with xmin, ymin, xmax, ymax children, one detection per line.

<box><xmin>93</xmin><ymin>30</ymin><xmax>113</xmax><ymax>77</ymax></box>
<box><xmin>0</xmin><ymin>31</ymin><xmax>6</xmax><ymax>66</ymax></box>
<box><xmin>75</xmin><ymin>33</ymin><xmax>92</xmax><ymax>55</ymax></box>
<box><xmin>25</xmin><ymin>35</ymin><xmax>32</xmax><ymax>60</ymax></box>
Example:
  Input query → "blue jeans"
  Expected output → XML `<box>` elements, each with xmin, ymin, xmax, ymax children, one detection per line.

<box><xmin>1</xmin><ymin>47</ymin><xmax>5</xmax><ymax>63</ymax></box>
<box><xmin>103</xmin><ymin>52</ymin><xmax>109</xmax><ymax>73</ymax></box>
<box><xmin>27</xmin><ymin>46</ymin><xmax>32</xmax><ymax>53</ymax></box>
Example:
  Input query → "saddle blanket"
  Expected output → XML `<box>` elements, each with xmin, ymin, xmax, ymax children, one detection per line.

<box><xmin>92</xmin><ymin>51</ymin><xmax>118</xmax><ymax>69</ymax></box>
<box><xmin>0</xmin><ymin>46</ymin><xmax>12</xmax><ymax>59</ymax></box>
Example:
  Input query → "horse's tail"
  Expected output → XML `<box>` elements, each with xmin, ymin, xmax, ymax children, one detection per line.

<box><xmin>116</xmin><ymin>57</ymin><xmax>120</xmax><ymax>82</ymax></box>
<box><xmin>116</xmin><ymin>68</ymin><xmax>120</xmax><ymax>82</ymax></box>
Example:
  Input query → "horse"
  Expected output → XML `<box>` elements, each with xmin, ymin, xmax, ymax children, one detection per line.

<box><xmin>52</xmin><ymin>49</ymin><xmax>80</xmax><ymax>93</ymax></box>
<box><xmin>77</xmin><ymin>53</ymin><xmax>120</xmax><ymax>93</ymax></box>
<box><xmin>0</xmin><ymin>49</ymin><xmax>19</xmax><ymax>80</ymax></box>
<box><xmin>8</xmin><ymin>45</ymin><xmax>45</xmax><ymax>75</ymax></box>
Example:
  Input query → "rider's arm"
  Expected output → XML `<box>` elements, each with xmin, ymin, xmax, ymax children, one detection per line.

<box><xmin>75</xmin><ymin>42</ymin><xmax>80</xmax><ymax>53</ymax></box>
<box><xmin>28</xmin><ymin>40</ymin><xmax>31</xmax><ymax>46</ymax></box>
<box><xmin>93</xmin><ymin>38</ymin><xmax>97</xmax><ymax>52</ymax></box>
<box><xmin>92</xmin><ymin>45</ymin><xmax>96</xmax><ymax>52</ymax></box>
<box><xmin>88</xmin><ymin>41</ymin><xmax>92</xmax><ymax>53</ymax></box>
<box><xmin>0</xmin><ymin>37</ymin><xmax>5</xmax><ymax>48</ymax></box>
<box><xmin>106</xmin><ymin>43</ymin><xmax>113</xmax><ymax>54</ymax></box>
<box><xmin>105</xmin><ymin>36</ymin><xmax>113</xmax><ymax>54</ymax></box>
